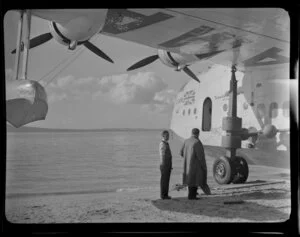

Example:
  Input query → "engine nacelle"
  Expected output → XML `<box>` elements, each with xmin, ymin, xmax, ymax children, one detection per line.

<box><xmin>157</xmin><ymin>49</ymin><xmax>199</xmax><ymax>70</ymax></box>
<box><xmin>48</xmin><ymin>14</ymin><xmax>106</xmax><ymax>48</ymax></box>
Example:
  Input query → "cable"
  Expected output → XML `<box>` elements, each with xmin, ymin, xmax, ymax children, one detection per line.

<box><xmin>43</xmin><ymin>46</ymin><xmax>85</xmax><ymax>87</ymax></box>
<box><xmin>37</xmin><ymin>51</ymin><xmax>74</xmax><ymax>83</ymax></box>
<box><xmin>37</xmin><ymin>34</ymin><xmax>100</xmax><ymax>87</ymax></box>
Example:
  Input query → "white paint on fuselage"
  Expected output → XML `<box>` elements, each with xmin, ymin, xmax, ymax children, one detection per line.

<box><xmin>170</xmin><ymin>63</ymin><xmax>290</xmax><ymax>152</ymax></box>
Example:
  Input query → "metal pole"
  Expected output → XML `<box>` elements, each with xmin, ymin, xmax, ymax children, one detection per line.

<box><xmin>228</xmin><ymin>66</ymin><xmax>237</xmax><ymax>117</ymax></box>
<box><xmin>226</xmin><ymin>65</ymin><xmax>237</xmax><ymax>159</ymax></box>
<box><xmin>13</xmin><ymin>10</ymin><xmax>24</xmax><ymax>80</ymax></box>
<box><xmin>21</xmin><ymin>10</ymin><xmax>31</xmax><ymax>80</ymax></box>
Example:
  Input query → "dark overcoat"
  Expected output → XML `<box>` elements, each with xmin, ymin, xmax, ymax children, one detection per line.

<box><xmin>180</xmin><ymin>136</ymin><xmax>207</xmax><ymax>187</ymax></box>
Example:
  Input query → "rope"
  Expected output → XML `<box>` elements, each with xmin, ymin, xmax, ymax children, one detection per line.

<box><xmin>37</xmin><ymin>50</ymin><xmax>74</xmax><ymax>83</ymax></box>
<box><xmin>38</xmin><ymin>34</ymin><xmax>100</xmax><ymax>88</ymax></box>
<box><xmin>43</xmin><ymin>47</ymin><xmax>85</xmax><ymax>87</ymax></box>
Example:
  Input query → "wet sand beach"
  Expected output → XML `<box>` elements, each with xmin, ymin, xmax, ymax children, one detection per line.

<box><xmin>5</xmin><ymin>154</ymin><xmax>291</xmax><ymax>223</ymax></box>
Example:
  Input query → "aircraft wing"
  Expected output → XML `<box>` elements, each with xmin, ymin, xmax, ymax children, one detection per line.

<box><xmin>100</xmin><ymin>8</ymin><xmax>290</xmax><ymax>71</ymax></box>
<box><xmin>29</xmin><ymin>8</ymin><xmax>290</xmax><ymax>71</ymax></box>
<box><xmin>31</xmin><ymin>9</ymin><xmax>108</xmax><ymax>25</ymax></box>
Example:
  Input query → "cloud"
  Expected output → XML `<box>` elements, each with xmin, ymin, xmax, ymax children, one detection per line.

<box><xmin>47</xmin><ymin>93</ymin><xmax>67</xmax><ymax>103</ymax></box>
<box><xmin>43</xmin><ymin>72</ymin><xmax>178</xmax><ymax>113</ymax></box>
<box><xmin>96</xmin><ymin>72</ymin><xmax>168</xmax><ymax>104</ymax></box>
<box><xmin>141</xmin><ymin>89</ymin><xmax>177</xmax><ymax>114</ymax></box>
<box><xmin>46</xmin><ymin>75</ymin><xmax>100</xmax><ymax>102</ymax></box>
<box><xmin>49</xmin><ymin>75</ymin><xmax>75</xmax><ymax>89</ymax></box>
<box><xmin>153</xmin><ymin>89</ymin><xmax>177</xmax><ymax>105</ymax></box>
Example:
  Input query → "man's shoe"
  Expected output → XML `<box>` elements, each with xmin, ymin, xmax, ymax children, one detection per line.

<box><xmin>188</xmin><ymin>197</ymin><xmax>200</xmax><ymax>200</ymax></box>
<box><xmin>162</xmin><ymin>196</ymin><xmax>172</xmax><ymax>199</ymax></box>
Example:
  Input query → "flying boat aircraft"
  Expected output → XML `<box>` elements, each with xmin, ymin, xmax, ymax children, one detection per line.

<box><xmin>6</xmin><ymin>8</ymin><xmax>293</xmax><ymax>185</ymax></box>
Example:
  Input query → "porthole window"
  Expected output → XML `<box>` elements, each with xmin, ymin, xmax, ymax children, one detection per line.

<box><xmin>269</xmin><ymin>102</ymin><xmax>278</xmax><ymax>118</ymax></box>
<box><xmin>188</xmin><ymin>108</ymin><xmax>191</xmax><ymax>115</ymax></box>
<box><xmin>194</xmin><ymin>108</ymin><xmax>197</xmax><ymax>114</ymax></box>
<box><xmin>257</xmin><ymin>104</ymin><xmax>266</xmax><ymax>118</ymax></box>
<box><xmin>283</xmin><ymin>101</ymin><xmax>289</xmax><ymax>117</ymax></box>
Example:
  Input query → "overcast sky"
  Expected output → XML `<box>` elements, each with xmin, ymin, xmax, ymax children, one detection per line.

<box><xmin>4</xmin><ymin>10</ymin><xmax>211</xmax><ymax>129</ymax></box>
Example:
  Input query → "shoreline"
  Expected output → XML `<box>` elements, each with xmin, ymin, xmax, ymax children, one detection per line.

<box><xmin>5</xmin><ymin>178</ymin><xmax>290</xmax><ymax>223</ymax></box>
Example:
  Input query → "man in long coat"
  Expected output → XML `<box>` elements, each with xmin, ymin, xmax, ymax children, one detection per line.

<box><xmin>180</xmin><ymin>128</ymin><xmax>211</xmax><ymax>199</ymax></box>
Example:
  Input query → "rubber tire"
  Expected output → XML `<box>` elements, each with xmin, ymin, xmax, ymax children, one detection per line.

<box><xmin>213</xmin><ymin>156</ymin><xmax>235</xmax><ymax>185</ymax></box>
<box><xmin>232</xmin><ymin>156</ymin><xmax>249</xmax><ymax>184</ymax></box>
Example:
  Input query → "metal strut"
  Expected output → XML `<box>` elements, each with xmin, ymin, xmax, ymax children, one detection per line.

<box><xmin>214</xmin><ymin>65</ymin><xmax>250</xmax><ymax>184</ymax></box>
<box><xmin>13</xmin><ymin>10</ymin><xmax>32</xmax><ymax>80</ymax></box>
<box><xmin>222</xmin><ymin>65</ymin><xmax>242</xmax><ymax>160</ymax></box>
<box><xmin>226</xmin><ymin>65</ymin><xmax>238</xmax><ymax>160</ymax></box>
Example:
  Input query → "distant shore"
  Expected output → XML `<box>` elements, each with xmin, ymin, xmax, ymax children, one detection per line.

<box><xmin>6</xmin><ymin>125</ymin><xmax>164</xmax><ymax>133</ymax></box>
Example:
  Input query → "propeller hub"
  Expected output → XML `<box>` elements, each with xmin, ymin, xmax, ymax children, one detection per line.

<box><xmin>262</xmin><ymin>124</ymin><xmax>278</xmax><ymax>138</ymax></box>
<box><xmin>49</xmin><ymin>21</ymin><xmax>100</xmax><ymax>47</ymax></box>
<box><xmin>68</xmin><ymin>40</ymin><xmax>78</xmax><ymax>50</ymax></box>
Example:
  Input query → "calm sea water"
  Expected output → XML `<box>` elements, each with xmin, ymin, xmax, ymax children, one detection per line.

<box><xmin>6</xmin><ymin>131</ymin><xmax>185</xmax><ymax>198</ymax></box>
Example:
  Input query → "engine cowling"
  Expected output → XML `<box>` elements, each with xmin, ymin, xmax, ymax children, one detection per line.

<box><xmin>157</xmin><ymin>49</ymin><xmax>199</xmax><ymax>70</ymax></box>
<box><xmin>48</xmin><ymin>16</ymin><xmax>105</xmax><ymax>48</ymax></box>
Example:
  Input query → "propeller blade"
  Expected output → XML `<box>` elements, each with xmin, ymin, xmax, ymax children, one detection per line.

<box><xmin>182</xmin><ymin>66</ymin><xmax>200</xmax><ymax>83</ymax></box>
<box><xmin>83</xmin><ymin>41</ymin><xmax>114</xmax><ymax>63</ymax></box>
<box><xmin>11</xmin><ymin>32</ymin><xmax>53</xmax><ymax>54</ymax></box>
<box><xmin>127</xmin><ymin>55</ymin><xmax>159</xmax><ymax>71</ymax></box>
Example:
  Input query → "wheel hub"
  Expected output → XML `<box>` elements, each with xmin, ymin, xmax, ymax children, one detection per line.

<box><xmin>216</xmin><ymin>163</ymin><xmax>226</xmax><ymax>177</ymax></box>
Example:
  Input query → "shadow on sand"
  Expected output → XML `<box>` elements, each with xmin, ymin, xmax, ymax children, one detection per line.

<box><xmin>151</xmin><ymin>190</ymin><xmax>290</xmax><ymax>222</ymax></box>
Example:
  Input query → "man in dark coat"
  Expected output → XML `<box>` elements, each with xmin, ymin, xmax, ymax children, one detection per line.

<box><xmin>159</xmin><ymin>130</ymin><xmax>172</xmax><ymax>199</ymax></box>
<box><xmin>180</xmin><ymin>128</ymin><xmax>211</xmax><ymax>199</ymax></box>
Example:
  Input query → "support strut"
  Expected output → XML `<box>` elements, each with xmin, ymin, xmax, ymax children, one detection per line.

<box><xmin>13</xmin><ymin>10</ymin><xmax>24</xmax><ymax>80</ymax></box>
<box><xmin>213</xmin><ymin>65</ymin><xmax>249</xmax><ymax>184</ymax></box>
<box><xmin>13</xmin><ymin>10</ymin><xmax>32</xmax><ymax>80</ymax></box>
<box><xmin>225</xmin><ymin>65</ymin><xmax>241</xmax><ymax>159</ymax></box>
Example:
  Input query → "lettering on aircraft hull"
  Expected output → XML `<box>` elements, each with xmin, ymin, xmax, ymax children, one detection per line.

<box><xmin>103</xmin><ymin>9</ymin><xmax>174</xmax><ymax>34</ymax></box>
<box><xmin>176</xmin><ymin>90</ymin><xmax>195</xmax><ymax>105</ymax></box>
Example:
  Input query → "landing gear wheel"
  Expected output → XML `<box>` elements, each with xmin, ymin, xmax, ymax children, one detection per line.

<box><xmin>213</xmin><ymin>156</ymin><xmax>235</xmax><ymax>184</ymax></box>
<box><xmin>232</xmin><ymin>156</ymin><xmax>249</xmax><ymax>184</ymax></box>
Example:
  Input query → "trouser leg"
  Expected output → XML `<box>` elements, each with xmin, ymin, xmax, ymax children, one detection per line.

<box><xmin>188</xmin><ymin>186</ymin><xmax>197</xmax><ymax>199</ymax></box>
<box><xmin>160</xmin><ymin>166</ymin><xmax>171</xmax><ymax>198</ymax></box>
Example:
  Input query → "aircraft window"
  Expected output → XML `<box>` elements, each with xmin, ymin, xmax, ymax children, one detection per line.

<box><xmin>202</xmin><ymin>97</ymin><xmax>212</xmax><ymax>131</ymax></box>
<box><xmin>183</xmin><ymin>110</ymin><xmax>185</xmax><ymax>116</ymax></box>
<box><xmin>223</xmin><ymin>103</ymin><xmax>228</xmax><ymax>112</ymax></box>
<box><xmin>188</xmin><ymin>109</ymin><xmax>191</xmax><ymax>115</ymax></box>
<box><xmin>283</xmin><ymin>101</ymin><xmax>289</xmax><ymax>117</ymax></box>
<box><xmin>257</xmin><ymin>104</ymin><xmax>266</xmax><ymax>118</ymax></box>
<box><xmin>269</xmin><ymin>102</ymin><xmax>278</xmax><ymax>118</ymax></box>
<box><xmin>194</xmin><ymin>108</ymin><xmax>197</xmax><ymax>114</ymax></box>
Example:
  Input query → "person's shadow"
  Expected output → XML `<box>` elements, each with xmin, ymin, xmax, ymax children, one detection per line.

<box><xmin>151</xmin><ymin>189</ymin><xmax>290</xmax><ymax>222</ymax></box>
